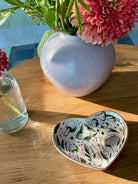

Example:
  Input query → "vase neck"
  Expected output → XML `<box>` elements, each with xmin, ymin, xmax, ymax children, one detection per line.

<box><xmin>59</xmin><ymin>32</ymin><xmax>81</xmax><ymax>40</ymax></box>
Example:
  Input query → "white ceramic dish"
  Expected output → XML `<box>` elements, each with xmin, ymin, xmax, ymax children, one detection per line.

<box><xmin>52</xmin><ymin>111</ymin><xmax>128</xmax><ymax>170</ymax></box>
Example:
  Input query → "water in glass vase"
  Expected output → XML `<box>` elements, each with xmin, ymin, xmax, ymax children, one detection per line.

<box><xmin>0</xmin><ymin>73</ymin><xmax>28</xmax><ymax>133</ymax></box>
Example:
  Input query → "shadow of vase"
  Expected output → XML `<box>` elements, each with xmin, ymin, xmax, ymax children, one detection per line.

<box><xmin>80</xmin><ymin>71</ymin><xmax>138</xmax><ymax>115</ymax></box>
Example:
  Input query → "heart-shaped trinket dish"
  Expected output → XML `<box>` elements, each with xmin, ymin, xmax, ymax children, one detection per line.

<box><xmin>52</xmin><ymin>111</ymin><xmax>128</xmax><ymax>170</ymax></box>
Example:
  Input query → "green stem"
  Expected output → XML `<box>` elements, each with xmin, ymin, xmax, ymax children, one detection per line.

<box><xmin>0</xmin><ymin>91</ymin><xmax>27</xmax><ymax>118</ymax></box>
<box><xmin>60</xmin><ymin>15</ymin><xmax>65</xmax><ymax>30</ymax></box>
<box><xmin>66</xmin><ymin>17</ymin><xmax>71</xmax><ymax>28</ymax></box>
<box><xmin>24</xmin><ymin>9</ymin><xmax>45</xmax><ymax>23</ymax></box>
<box><xmin>55</xmin><ymin>0</ymin><xmax>59</xmax><ymax>29</ymax></box>
<box><xmin>0</xmin><ymin>7</ymin><xmax>19</xmax><ymax>13</ymax></box>
<box><xmin>59</xmin><ymin>0</ymin><xmax>65</xmax><ymax>30</ymax></box>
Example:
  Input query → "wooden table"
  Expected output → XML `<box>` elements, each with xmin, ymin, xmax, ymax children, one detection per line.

<box><xmin>0</xmin><ymin>45</ymin><xmax>138</xmax><ymax>184</ymax></box>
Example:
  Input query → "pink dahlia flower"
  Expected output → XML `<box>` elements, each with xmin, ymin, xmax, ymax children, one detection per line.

<box><xmin>72</xmin><ymin>0</ymin><xmax>138</xmax><ymax>46</ymax></box>
<box><xmin>0</xmin><ymin>49</ymin><xmax>9</xmax><ymax>77</ymax></box>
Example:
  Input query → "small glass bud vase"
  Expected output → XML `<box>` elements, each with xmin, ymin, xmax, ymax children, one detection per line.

<box><xmin>0</xmin><ymin>73</ymin><xmax>28</xmax><ymax>133</ymax></box>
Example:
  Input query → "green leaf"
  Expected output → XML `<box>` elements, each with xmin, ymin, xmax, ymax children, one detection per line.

<box><xmin>36</xmin><ymin>0</ymin><xmax>42</xmax><ymax>4</ymax></box>
<box><xmin>75</xmin><ymin>0</ymin><xmax>82</xmax><ymax>34</ymax></box>
<box><xmin>77</xmin><ymin>0</ymin><xmax>91</xmax><ymax>13</ymax></box>
<box><xmin>59</xmin><ymin>0</ymin><xmax>69</xmax><ymax>13</ymax></box>
<box><xmin>44</xmin><ymin>9</ymin><xmax>55</xmax><ymax>29</ymax></box>
<box><xmin>37</xmin><ymin>30</ymin><xmax>53</xmax><ymax>57</ymax></box>
<box><xmin>0</xmin><ymin>12</ymin><xmax>11</xmax><ymax>25</ymax></box>
<box><xmin>0</xmin><ymin>7</ymin><xmax>19</xmax><ymax>13</ymax></box>
<box><xmin>36</xmin><ymin>0</ymin><xmax>49</xmax><ymax>10</ymax></box>
<box><xmin>3</xmin><ymin>0</ymin><xmax>23</xmax><ymax>7</ymax></box>
<box><xmin>66</xmin><ymin>0</ymin><xmax>75</xmax><ymax>17</ymax></box>
<box><xmin>0</xmin><ymin>6</ymin><xmax>20</xmax><ymax>25</ymax></box>
<box><xmin>31</xmin><ymin>16</ymin><xmax>37</xmax><ymax>22</ymax></box>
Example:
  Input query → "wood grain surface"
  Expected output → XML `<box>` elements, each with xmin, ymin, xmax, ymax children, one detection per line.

<box><xmin>0</xmin><ymin>44</ymin><xmax>138</xmax><ymax>184</ymax></box>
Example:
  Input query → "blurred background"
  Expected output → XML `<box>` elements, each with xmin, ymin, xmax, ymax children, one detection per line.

<box><xmin>0</xmin><ymin>1</ymin><xmax>138</xmax><ymax>69</ymax></box>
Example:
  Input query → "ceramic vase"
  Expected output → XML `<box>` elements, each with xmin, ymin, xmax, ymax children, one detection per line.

<box><xmin>40</xmin><ymin>32</ymin><xmax>115</xmax><ymax>97</ymax></box>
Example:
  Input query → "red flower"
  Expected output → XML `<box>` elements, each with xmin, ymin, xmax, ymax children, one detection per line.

<box><xmin>0</xmin><ymin>49</ymin><xmax>9</xmax><ymax>77</ymax></box>
<box><xmin>72</xmin><ymin>0</ymin><xmax>138</xmax><ymax>46</ymax></box>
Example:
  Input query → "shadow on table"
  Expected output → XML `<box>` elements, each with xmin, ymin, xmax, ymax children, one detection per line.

<box><xmin>11</xmin><ymin>110</ymin><xmax>137</xmax><ymax>182</ymax></box>
<box><xmin>105</xmin><ymin>120</ymin><xmax>138</xmax><ymax>182</ymax></box>
<box><xmin>80</xmin><ymin>71</ymin><xmax>138</xmax><ymax>115</ymax></box>
<box><xmin>79</xmin><ymin>70</ymin><xmax>138</xmax><ymax>181</ymax></box>
<box><xmin>27</xmin><ymin>110</ymin><xmax>87</xmax><ymax>123</ymax></box>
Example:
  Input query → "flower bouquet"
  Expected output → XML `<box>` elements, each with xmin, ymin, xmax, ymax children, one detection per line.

<box><xmin>0</xmin><ymin>0</ymin><xmax>138</xmax><ymax>48</ymax></box>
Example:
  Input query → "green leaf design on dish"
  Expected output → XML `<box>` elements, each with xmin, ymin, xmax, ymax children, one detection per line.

<box><xmin>84</xmin><ymin>144</ymin><xmax>90</xmax><ymax>154</ymax></box>
<box><xmin>85</xmin><ymin>153</ymin><xmax>91</xmax><ymax>162</ymax></box>
<box><xmin>76</xmin><ymin>124</ymin><xmax>97</xmax><ymax>140</ymax></box>
<box><xmin>84</xmin><ymin>135</ymin><xmax>91</xmax><ymax>141</ymax></box>
<box><xmin>80</xmin><ymin>158</ymin><xmax>86</xmax><ymax>163</ymax></box>
<box><xmin>101</xmin><ymin>151</ymin><xmax>109</xmax><ymax>163</ymax></box>
<box><xmin>76</xmin><ymin>125</ymin><xmax>83</xmax><ymax>139</ymax></box>
<box><xmin>71</xmin><ymin>145</ymin><xmax>79</xmax><ymax>152</ymax></box>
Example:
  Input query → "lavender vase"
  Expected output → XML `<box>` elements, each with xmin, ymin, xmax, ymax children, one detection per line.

<box><xmin>40</xmin><ymin>32</ymin><xmax>115</xmax><ymax>97</ymax></box>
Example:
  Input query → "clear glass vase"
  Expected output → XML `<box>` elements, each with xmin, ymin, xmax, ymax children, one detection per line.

<box><xmin>0</xmin><ymin>73</ymin><xmax>28</xmax><ymax>133</ymax></box>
